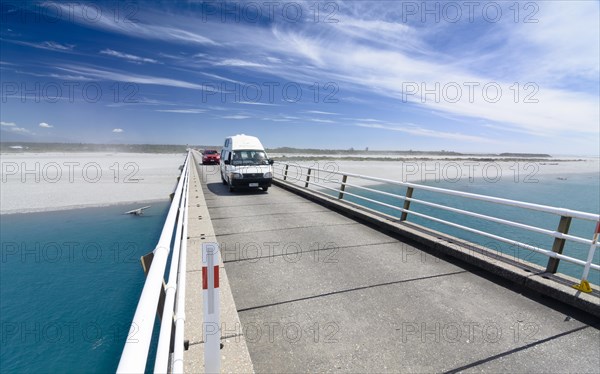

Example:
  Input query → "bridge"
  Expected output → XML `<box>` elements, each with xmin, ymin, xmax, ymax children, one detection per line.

<box><xmin>117</xmin><ymin>150</ymin><xmax>599</xmax><ymax>373</ymax></box>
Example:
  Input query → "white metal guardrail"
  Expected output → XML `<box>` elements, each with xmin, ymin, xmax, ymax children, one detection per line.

<box><xmin>172</xmin><ymin>164</ymin><xmax>190</xmax><ymax>374</ymax></box>
<box><xmin>117</xmin><ymin>151</ymin><xmax>191</xmax><ymax>373</ymax></box>
<box><xmin>274</xmin><ymin>162</ymin><xmax>600</xmax><ymax>293</ymax></box>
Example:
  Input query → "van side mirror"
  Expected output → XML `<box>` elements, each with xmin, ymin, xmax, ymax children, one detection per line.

<box><xmin>268</xmin><ymin>159</ymin><xmax>274</xmax><ymax>165</ymax></box>
<box><xmin>224</xmin><ymin>160</ymin><xmax>230</xmax><ymax>165</ymax></box>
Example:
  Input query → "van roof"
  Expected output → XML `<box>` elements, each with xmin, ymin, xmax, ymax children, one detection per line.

<box><xmin>228</xmin><ymin>134</ymin><xmax>264</xmax><ymax>150</ymax></box>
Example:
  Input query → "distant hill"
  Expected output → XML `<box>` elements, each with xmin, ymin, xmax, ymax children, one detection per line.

<box><xmin>0</xmin><ymin>142</ymin><xmax>551</xmax><ymax>158</ymax></box>
<box><xmin>267</xmin><ymin>147</ymin><xmax>464</xmax><ymax>156</ymax></box>
<box><xmin>266</xmin><ymin>147</ymin><xmax>551</xmax><ymax>158</ymax></box>
<box><xmin>499</xmin><ymin>153</ymin><xmax>551</xmax><ymax>158</ymax></box>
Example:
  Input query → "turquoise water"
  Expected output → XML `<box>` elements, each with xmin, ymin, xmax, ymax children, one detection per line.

<box><xmin>0</xmin><ymin>202</ymin><xmax>170</xmax><ymax>373</ymax></box>
<box><xmin>1</xmin><ymin>171</ymin><xmax>598</xmax><ymax>372</ymax></box>
<box><xmin>327</xmin><ymin>172</ymin><xmax>600</xmax><ymax>285</ymax></box>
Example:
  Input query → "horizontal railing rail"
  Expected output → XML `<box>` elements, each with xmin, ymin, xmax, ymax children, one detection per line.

<box><xmin>172</xmin><ymin>166</ymin><xmax>190</xmax><ymax>374</ymax></box>
<box><xmin>155</xmin><ymin>159</ymin><xmax>190</xmax><ymax>374</ymax></box>
<box><xmin>117</xmin><ymin>151</ymin><xmax>191</xmax><ymax>373</ymax></box>
<box><xmin>273</xmin><ymin>162</ymin><xmax>600</xmax><ymax>292</ymax></box>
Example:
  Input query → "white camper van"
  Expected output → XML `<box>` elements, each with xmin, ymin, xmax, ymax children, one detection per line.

<box><xmin>220</xmin><ymin>134</ymin><xmax>274</xmax><ymax>192</ymax></box>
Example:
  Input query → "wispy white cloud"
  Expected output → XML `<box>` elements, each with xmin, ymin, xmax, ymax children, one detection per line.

<box><xmin>221</xmin><ymin>115</ymin><xmax>251</xmax><ymax>120</ymax></box>
<box><xmin>154</xmin><ymin>27</ymin><xmax>217</xmax><ymax>45</ymax></box>
<box><xmin>238</xmin><ymin>101</ymin><xmax>278</xmax><ymax>106</ymax></box>
<box><xmin>18</xmin><ymin>1</ymin><xmax>598</xmax><ymax>153</ymax></box>
<box><xmin>47</xmin><ymin>73</ymin><xmax>94</xmax><ymax>81</ymax></box>
<box><xmin>112</xmin><ymin>128</ymin><xmax>124</xmax><ymax>133</ymax></box>
<box><xmin>1</xmin><ymin>121</ymin><xmax>34</xmax><ymax>134</ymax></box>
<box><xmin>261</xmin><ymin>114</ymin><xmax>299</xmax><ymax>122</ymax></box>
<box><xmin>341</xmin><ymin>96</ymin><xmax>371</xmax><ymax>104</ymax></box>
<box><xmin>330</xmin><ymin>17</ymin><xmax>427</xmax><ymax>55</ymax></box>
<box><xmin>39</xmin><ymin>122</ymin><xmax>53</xmax><ymax>128</ymax></box>
<box><xmin>100</xmin><ymin>49</ymin><xmax>159</xmax><ymax>64</ymax></box>
<box><xmin>309</xmin><ymin>118</ymin><xmax>336</xmax><ymax>124</ymax></box>
<box><xmin>262</xmin><ymin>117</ymin><xmax>290</xmax><ymax>122</ymax></box>
<box><xmin>355</xmin><ymin>123</ymin><xmax>491</xmax><ymax>143</ymax></box>
<box><xmin>199</xmin><ymin>72</ymin><xmax>243</xmax><ymax>84</ymax></box>
<box><xmin>106</xmin><ymin>97</ymin><xmax>182</xmax><ymax>107</ymax></box>
<box><xmin>6</xmin><ymin>68</ymin><xmax>95</xmax><ymax>82</ymax></box>
<box><xmin>305</xmin><ymin>110</ymin><xmax>339</xmax><ymax>115</ymax></box>
<box><xmin>344</xmin><ymin>118</ymin><xmax>385</xmax><ymax>123</ymax></box>
<box><xmin>481</xmin><ymin>123</ymin><xmax>548</xmax><ymax>138</ymax></box>
<box><xmin>56</xmin><ymin>65</ymin><xmax>206</xmax><ymax>90</ymax></box>
<box><xmin>482</xmin><ymin>2</ymin><xmax>599</xmax><ymax>84</ymax></box>
<box><xmin>156</xmin><ymin>109</ymin><xmax>206</xmax><ymax>114</ymax></box>
<box><xmin>9</xmin><ymin>40</ymin><xmax>75</xmax><ymax>52</ymax></box>
<box><xmin>215</xmin><ymin>59</ymin><xmax>266</xmax><ymax>68</ymax></box>
<box><xmin>259</xmin><ymin>11</ymin><xmax>598</xmax><ymax>137</ymax></box>
<box><xmin>158</xmin><ymin>52</ymin><xmax>186</xmax><ymax>61</ymax></box>
<box><xmin>207</xmin><ymin>106</ymin><xmax>228</xmax><ymax>111</ymax></box>
<box><xmin>271</xmin><ymin>27</ymin><xmax>324</xmax><ymax>66</ymax></box>
<box><xmin>10</xmin><ymin>127</ymin><xmax>33</xmax><ymax>134</ymax></box>
<box><xmin>43</xmin><ymin>41</ymin><xmax>74</xmax><ymax>51</ymax></box>
<box><xmin>43</xmin><ymin>2</ymin><xmax>217</xmax><ymax>46</ymax></box>
<box><xmin>187</xmin><ymin>2</ymin><xmax>595</xmax><ymax>140</ymax></box>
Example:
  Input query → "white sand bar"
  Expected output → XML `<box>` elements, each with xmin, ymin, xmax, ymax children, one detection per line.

<box><xmin>1</xmin><ymin>153</ymin><xmax>186</xmax><ymax>214</ymax></box>
<box><xmin>2</xmin><ymin>152</ymin><xmax>597</xmax><ymax>214</ymax></box>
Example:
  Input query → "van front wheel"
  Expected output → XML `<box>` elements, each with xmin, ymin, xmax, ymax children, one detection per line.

<box><xmin>261</xmin><ymin>186</ymin><xmax>269</xmax><ymax>192</ymax></box>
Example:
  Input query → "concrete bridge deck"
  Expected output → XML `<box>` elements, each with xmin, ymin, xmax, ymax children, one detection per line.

<box><xmin>191</xmin><ymin>157</ymin><xmax>599</xmax><ymax>373</ymax></box>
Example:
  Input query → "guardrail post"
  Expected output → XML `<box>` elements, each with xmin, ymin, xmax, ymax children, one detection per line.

<box><xmin>338</xmin><ymin>175</ymin><xmax>348</xmax><ymax>200</ymax></box>
<box><xmin>545</xmin><ymin>215</ymin><xmax>572</xmax><ymax>273</ymax></box>
<box><xmin>202</xmin><ymin>243</ymin><xmax>221</xmax><ymax>373</ymax></box>
<box><xmin>400</xmin><ymin>187</ymin><xmax>414</xmax><ymax>221</ymax></box>
<box><xmin>283</xmin><ymin>164</ymin><xmax>289</xmax><ymax>181</ymax></box>
<box><xmin>305</xmin><ymin>168</ymin><xmax>312</xmax><ymax>188</ymax></box>
<box><xmin>572</xmin><ymin>222</ymin><xmax>600</xmax><ymax>293</ymax></box>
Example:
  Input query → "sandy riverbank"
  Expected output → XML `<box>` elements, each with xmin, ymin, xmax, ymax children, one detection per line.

<box><xmin>1</xmin><ymin>152</ymin><xmax>186</xmax><ymax>214</ymax></box>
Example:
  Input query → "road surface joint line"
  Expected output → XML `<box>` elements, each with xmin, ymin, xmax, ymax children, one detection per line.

<box><xmin>237</xmin><ymin>270</ymin><xmax>467</xmax><ymax>313</ymax></box>
<box><xmin>443</xmin><ymin>326</ymin><xmax>590</xmax><ymax>374</ymax></box>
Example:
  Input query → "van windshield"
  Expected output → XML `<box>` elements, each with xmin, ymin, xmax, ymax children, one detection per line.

<box><xmin>231</xmin><ymin>150</ymin><xmax>269</xmax><ymax>166</ymax></box>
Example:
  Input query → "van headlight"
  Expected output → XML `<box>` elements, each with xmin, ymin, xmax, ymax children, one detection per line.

<box><xmin>231</xmin><ymin>173</ymin><xmax>244</xmax><ymax>179</ymax></box>
<box><xmin>263</xmin><ymin>172</ymin><xmax>273</xmax><ymax>178</ymax></box>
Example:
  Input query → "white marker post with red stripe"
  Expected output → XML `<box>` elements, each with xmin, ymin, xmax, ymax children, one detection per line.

<box><xmin>573</xmin><ymin>221</ymin><xmax>600</xmax><ymax>293</ymax></box>
<box><xmin>202</xmin><ymin>242</ymin><xmax>221</xmax><ymax>373</ymax></box>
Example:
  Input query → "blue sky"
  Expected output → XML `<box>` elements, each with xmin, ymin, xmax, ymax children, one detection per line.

<box><xmin>1</xmin><ymin>1</ymin><xmax>598</xmax><ymax>154</ymax></box>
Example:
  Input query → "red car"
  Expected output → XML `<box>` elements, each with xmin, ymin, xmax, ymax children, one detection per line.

<box><xmin>202</xmin><ymin>149</ymin><xmax>220</xmax><ymax>165</ymax></box>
